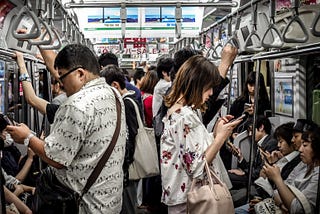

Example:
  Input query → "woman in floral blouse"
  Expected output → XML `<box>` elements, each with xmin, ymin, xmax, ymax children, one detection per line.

<box><xmin>160</xmin><ymin>55</ymin><xmax>242</xmax><ymax>213</ymax></box>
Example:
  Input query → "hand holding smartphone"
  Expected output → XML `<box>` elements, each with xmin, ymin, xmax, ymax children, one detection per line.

<box><xmin>227</xmin><ymin>141</ymin><xmax>241</xmax><ymax>158</ymax></box>
<box><xmin>228</xmin><ymin>112</ymin><xmax>249</xmax><ymax>123</ymax></box>
<box><xmin>0</xmin><ymin>114</ymin><xmax>15</xmax><ymax>132</ymax></box>
<box><xmin>259</xmin><ymin>147</ymin><xmax>273</xmax><ymax>165</ymax></box>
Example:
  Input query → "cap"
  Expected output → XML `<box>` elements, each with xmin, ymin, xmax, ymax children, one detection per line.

<box><xmin>292</xmin><ymin>119</ymin><xmax>318</xmax><ymax>133</ymax></box>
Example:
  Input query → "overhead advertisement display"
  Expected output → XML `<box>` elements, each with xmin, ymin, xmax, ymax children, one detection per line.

<box><xmin>78</xmin><ymin>7</ymin><xmax>203</xmax><ymax>40</ymax></box>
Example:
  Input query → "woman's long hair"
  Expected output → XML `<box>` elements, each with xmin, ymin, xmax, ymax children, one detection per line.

<box><xmin>237</xmin><ymin>71</ymin><xmax>269</xmax><ymax>103</ymax></box>
<box><xmin>164</xmin><ymin>55</ymin><xmax>220</xmax><ymax>111</ymax></box>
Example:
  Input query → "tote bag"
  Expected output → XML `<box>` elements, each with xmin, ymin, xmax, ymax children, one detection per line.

<box><xmin>125</xmin><ymin>98</ymin><xmax>159</xmax><ymax>180</ymax></box>
<box><xmin>187</xmin><ymin>162</ymin><xmax>234</xmax><ymax>214</ymax></box>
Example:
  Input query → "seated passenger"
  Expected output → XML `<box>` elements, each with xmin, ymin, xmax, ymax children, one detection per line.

<box><xmin>1</xmin><ymin>131</ymin><xmax>39</xmax><ymax>186</ymax></box>
<box><xmin>236</xmin><ymin>123</ymin><xmax>319</xmax><ymax>214</ymax></box>
<box><xmin>228</xmin><ymin>116</ymin><xmax>278</xmax><ymax>189</ymax></box>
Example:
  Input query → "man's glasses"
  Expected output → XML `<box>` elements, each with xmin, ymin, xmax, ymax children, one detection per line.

<box><xmin>59</xmin><ymin>66</ymin><xmax>83</xmax><ymax>82</ymax></box>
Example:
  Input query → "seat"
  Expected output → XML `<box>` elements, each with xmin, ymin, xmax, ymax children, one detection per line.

<box><xmin>231</xmin><ymin>130</ymin><xmax>253</xmax><ymax>169</ymax></box>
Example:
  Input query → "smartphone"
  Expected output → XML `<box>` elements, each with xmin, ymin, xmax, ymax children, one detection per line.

<box><xmin>244</xmin><ymin>103</ymin><xmax>251</xmax><ymax>108</ymax></box>
<box><xmin>0</xmin><ymin>114</ymin><xmax>13</xmax><ymax>132</ymax></box>
<box><xmin>3</xmin><ymin>115</ymin><xmax>14</xmax><ymax>125</ymax></box>
<box><xmin>228</xmin><ymin>112</ymin><xmax>248</xmax><ymax>123</ymax></box>
<box><xmin>226</xmin><ymin>141</ymin><xmax>240</xmax><ymax>157</ymax></box>
<box><xmin>259</xmin><ymin>147</ymin><xmax>273</xmax><ymax>165</ymax></box>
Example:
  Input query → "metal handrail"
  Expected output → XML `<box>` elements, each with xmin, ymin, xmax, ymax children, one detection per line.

<box><xmin>11</xmin><ymin>6</ymin><xmax>41</xmax><ymax>40</ymax></box>
<box><xmin>310</xmin><ymin>11</ymin><xmax>320</xmax><ymax>37</ymax></box>
<box><xmin>244</xmin><ymin>3</ymin><xmax>264</xmax><ymax>52</ymax></box>
<box><xmin>65</xmin><ymin>1</ymin><xmax>238</xmax><ymax>8</ymax></box>
<box><xmin>282</xmin><ymin>0</ymin><xmax>309</xmax><ymax>43</ymax></box>
<box><xmin>201</xmin><ymin>0</ymin><xmax>265</xmax><ymax>35</ymax></box>
<box><xmin>261</xmin><ymin>0</ymin><xmax>284</xmax><ymax>48</ymax></box>
<box><xmin>233</xmin><ymin>41</ymin><xmax>320</xmax><ymax>63</ymax></box>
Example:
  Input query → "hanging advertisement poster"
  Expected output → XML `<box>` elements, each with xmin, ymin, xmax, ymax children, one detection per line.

<box><xmin>274</xmin><ymin>77</ymin><xmax>294</xmax><ymax>117</ymax></box>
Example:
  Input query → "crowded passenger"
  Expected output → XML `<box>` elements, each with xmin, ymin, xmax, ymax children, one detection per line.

<box><xmin>6</xmin><ymin>44</ymin><xmax>127</xmax><ymax>213</ymax></box>
<box><xmin>236</xmin><ymin>122</ymin><xmax>319</xmax><ymax>213</ymax></box>
<box><xmin>100</xmin><ymin>64</ymin><xmax>140</xmax><ymax>214</ymax></box>
<box><xmin>160</xmin><ymin>55</ymin><xmax>241</xmax><ymax>213</ymax></box>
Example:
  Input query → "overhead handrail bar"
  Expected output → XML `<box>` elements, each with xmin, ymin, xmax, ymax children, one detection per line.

<box><xmin>282</xmin><ymin>0</ymin><xmax>309</xmax><ymax>43</ymax></box>
<box><xmin>65</xmin><ymin>1</ymin><xmax>238</xmax><ymax>8</ymax></box>
<box><xmin>244</xmin><ymin>3</ymin><xmax>264</xmax><ymax>52</ymax></box>
<box><xmin>261</xmin><ymin>0</ymin><xmax>284</xmax><ymax>48</ymax></box>
<box><xmin>226</xmin><ymin>13</ymin><xmax>240</xmax><ymax>48</ymax></box>
<box><xmin>310</xmin><ymin>11</ymin><xmax>320</xmax><ymax>37</ymax></box>
<box><xmin>212</xmin><ymin>25</ymin><xmax>224</xmax><ymax>59</ymax></box>
<box><xmin>0</xmin><ymin>47</ymin><xmax>39</xmax><ymax>61</ymax></box>
<box><xmin>11</xmin><ymin>4</ymin><xmax>41</xmax><ymax>40</ymax></box>
<box><xmin>201</xmin><ymin>0</ymin><xmax>265</xmax><ymax>35</ymax></box>
<box><xmin>233</xmin><ymin>41</ymin><xmax>320</xmax><ymax>63</ymax></box>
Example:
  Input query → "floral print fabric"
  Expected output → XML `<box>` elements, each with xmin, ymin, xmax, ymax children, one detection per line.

<box><xmin>160</xmin><ymin>106</ymin><xmax>214</xmax><ymax>206</ymax></box>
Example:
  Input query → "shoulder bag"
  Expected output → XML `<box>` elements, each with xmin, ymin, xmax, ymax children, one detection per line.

<box><xmin>33</xmin><ymin>89</ymin><xmax>122</xmax><ymax>214</ymax></box>
<box><xmin>125</xmin><ymin>97</ymin><xmax>159</xmax><ymax>180</ymax></box>
<box><xmin>187</xmin><ymin>161</ymin><xmax>234</xmax><ymax>214</ymax></box>
<box><xmin>254</xmin><ymin>184</ymin><xmax>312</xmax><ymax>214</ymax></box>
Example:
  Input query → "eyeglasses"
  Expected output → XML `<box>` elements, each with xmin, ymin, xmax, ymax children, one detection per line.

<box><xmin>59</xmin><ymin>66</ymin><xmax>83</xmax><ymax>82</ymax></box>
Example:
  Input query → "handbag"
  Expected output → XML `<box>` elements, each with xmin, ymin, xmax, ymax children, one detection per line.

<box><xmin>187</xmin><ymin>162</ymin><xmax>234</xmax><ymax>214</ymax></box>
<box><xmin>254</xmin><ymin>198</ymin><xmax>283</xmax><ymax>214</ymax></box>
<box><xmin>33</xmin><ymin>89</ymin><xmax>122</xmax><ymax>214</ymax></box>
<box><xmin>125</xmin><ymin>97</ymin><xmax>160</xmax><ymax>180</ymax></box>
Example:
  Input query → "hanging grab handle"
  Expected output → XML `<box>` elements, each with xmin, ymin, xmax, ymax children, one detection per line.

<box><xmin>261</xmin><ymin>0</ymin><xmax>284</xmax><ymax>48</ymax></box>
<box><xmin>212</xmin><ymin>25</ymin><xmax>223</xmax><ymax>59</ymax></box>
<box><xmin>282</xmin><ymin>0</ymin><xmax>309</xmax><ymax>43</ymax></box>
<box><xmin>226</xmin><ymin>16</ymin><xmax>240</xmax><ymax>48</ymax></box>
<box><xmin>27</xmin><ymin>19</ymin><xmax>54</xmax><ymax>45</ymax></box>
<box><xmin>39</xmin><ymin>28</ymin><xmax>62</xmax><ymax>50</ymax></box>
<box><xmin>38</xmin><ymin>2</ymin><xmax>62</xmax><ymax>50</ymax></box>
<box><xmin>11</xmin><ymin>6</ymin><xmax>41</xmax><ymax>40</ymax></box>
<box><xmin>244</xmin><ymin>4</ymin><xmax>264</xmax><ymax>52</ymax></box>
<box><xmin>311</xmin><ymin>11</ymin><xmax>320</xmax><ymax>37</ymax></box>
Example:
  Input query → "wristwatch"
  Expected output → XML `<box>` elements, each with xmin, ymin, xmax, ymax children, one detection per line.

<box><xmin>24</xmin><ymin>133</ymin><xmax>35</xmax><ymax>147</ymax></box>
<box><xmin>19</xmin><ymin>73</ymin><xmax>31</xmax><ymax>82</ymax></box>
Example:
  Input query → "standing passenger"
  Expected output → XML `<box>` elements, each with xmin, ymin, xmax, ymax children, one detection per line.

<box><xmin>152</xmin><ymin>57</ymin><xmax>173</xmax><ymax>117</ymax></box>
<box><xmin>101</xmin><ymin>64</ymin><xmax>140</xmax><ymax>214</ymax></box>
<box><xmin>7</xmin><ymin>44</ymin><xmax>126</xmax><ymax>214</ymax></box>
<box><xmin>160</xmin><ymin>55</ymin><xmax>241</xmax><ymax>213</ymax></box>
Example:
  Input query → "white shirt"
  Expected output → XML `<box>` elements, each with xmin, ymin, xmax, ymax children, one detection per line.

<box><xmin>152</xmin><ymin>79</ymin><xmax>171</xmax><ymax>117</ymax></box>
<box><xmin>45</xmin><ymin>78</ymin><xmax>126</xmax><ymax>214</ymax></box>
<box><xmin>276</xmin><ymin>151</ymin><xmax>299</xmax><ymax>170</ymax></box>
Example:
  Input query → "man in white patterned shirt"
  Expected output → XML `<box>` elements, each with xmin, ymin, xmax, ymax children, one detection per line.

<box><xmin>7</xmin><ymin>44</ymin><xmax>126</xmax><ymax>213</ymax></box>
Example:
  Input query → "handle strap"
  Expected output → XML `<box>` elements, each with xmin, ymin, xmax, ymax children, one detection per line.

<box><xmin>287</xmin><ymin>184</ymin><xmax>312</xmax><ymax>214</ymax></box>
<box><xmin>82</xmin><ymin>88</ymin><xmax>122</xmax><ymax>196</ymax></box>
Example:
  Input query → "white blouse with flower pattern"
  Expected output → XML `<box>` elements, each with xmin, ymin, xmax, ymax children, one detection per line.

<box><xmin>160</xmin><ymin>105</ymin><xmax>231</xmax><ymax>206</ymax></box>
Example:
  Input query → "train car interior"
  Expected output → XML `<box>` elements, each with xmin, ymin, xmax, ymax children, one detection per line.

<box><xmin>0</xmin><ymin>0</ymin><xmax>320</xmax><ymax>213</ymax></box>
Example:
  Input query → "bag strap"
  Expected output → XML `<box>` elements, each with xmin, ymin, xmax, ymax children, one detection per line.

<box><xmin>124</xmin><ymin>97</ymin><xmax>144</xmax><ymax>129</ymax></box>
<box><xmin>287</xmin><ymin>184</ymin><xmax>312</xmax><ymax>214</ymax></box>
<box><xmin>81</xmin><ymin>88</ymin><xmax>122</xmax><ymax>196</ymax></box>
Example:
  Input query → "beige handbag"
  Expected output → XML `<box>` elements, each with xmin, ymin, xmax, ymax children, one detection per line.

<box><xmin>187</xmin><ymin>162</ymin><xmax>234</xmax><ymax>214</ymax></box>
<box><xmin>126</xmin><ymin>97</ymin><xmax>160</xmax><ymax>180</ymax></box>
